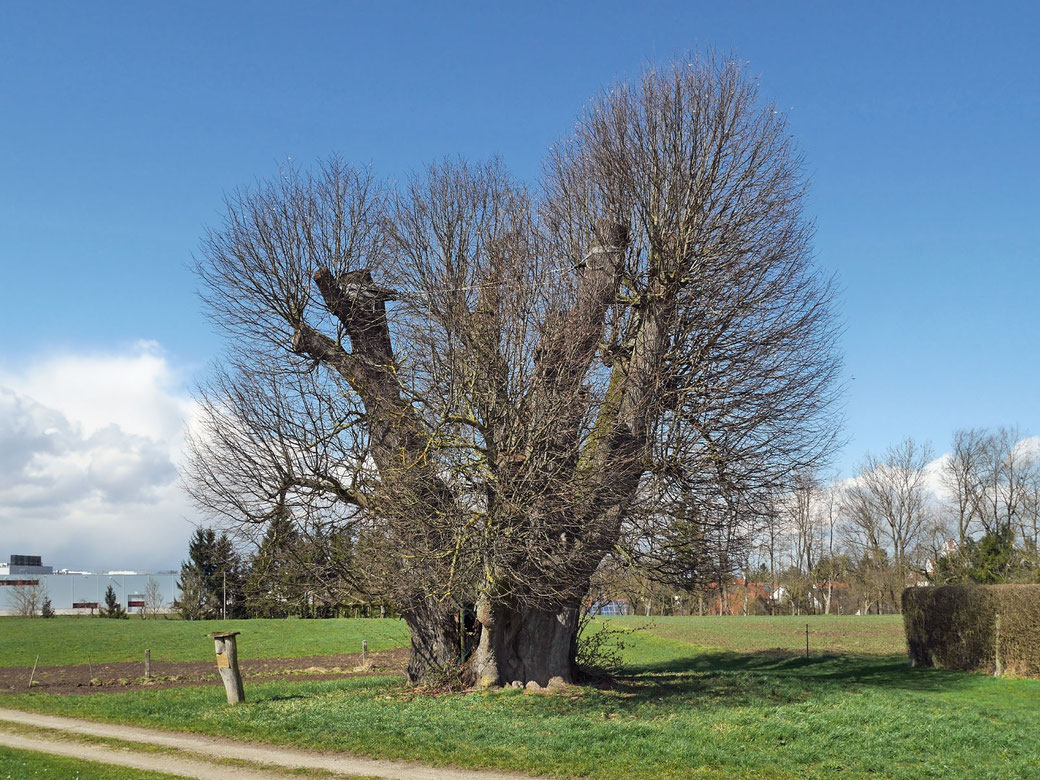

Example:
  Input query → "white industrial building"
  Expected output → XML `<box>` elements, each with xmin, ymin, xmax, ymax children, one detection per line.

<box><xmin>0</xmin><ymin>555</ymin><xmax>181</xmax><ymax>615</ymax></box>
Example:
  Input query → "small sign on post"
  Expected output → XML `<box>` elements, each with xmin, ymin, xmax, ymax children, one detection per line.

<box><xmin>207</xmin><ymin>631</ymin><xmax>245</xmax><ymax>704</ymax></box>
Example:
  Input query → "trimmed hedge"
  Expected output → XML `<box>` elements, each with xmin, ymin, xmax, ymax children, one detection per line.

<box><xmin>902</xmin><ymin>585</ymin><xmax>1040</xmax><ymax>677</ymax></box>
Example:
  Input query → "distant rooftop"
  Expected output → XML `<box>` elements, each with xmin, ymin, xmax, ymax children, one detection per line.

<box><xmin>1</xmin><ymin>554</ymin><xmax>53</xmax><ymax>576</ymax></box>
<box><xmin>9</xmin><ymin>555</ymin><xmax>42</xmax><ymax>567</ymax></box>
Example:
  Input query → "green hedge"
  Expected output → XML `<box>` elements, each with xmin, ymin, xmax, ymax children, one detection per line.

<box><xmin>902</xmin><ymin>585</ymin><xmax>1040</xmax><ymax>677</ymax></box>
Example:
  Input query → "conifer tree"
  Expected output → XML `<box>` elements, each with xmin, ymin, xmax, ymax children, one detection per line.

<box><xmin>101</xmin><ymin>585</ymin><xmax>127</xmax><ymax>619</ymax></box>
<box><xmin>177</xmin><ymin>528</ymin><xmax>244</xmax><ymax>618</ymax></box>
<box><xmin>245</xmin><ymin>515</ymin><xmax>302</xmax><ymax>618</ymax></box>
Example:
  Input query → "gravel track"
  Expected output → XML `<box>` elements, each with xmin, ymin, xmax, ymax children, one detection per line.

<box><xmin>0</xmin><ymin>707</ymin><xmax>534</xmax><ymax>780</ymax></box>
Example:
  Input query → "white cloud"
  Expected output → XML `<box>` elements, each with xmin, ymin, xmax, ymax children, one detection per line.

<box><xmin>2</xmin><ymin>340</ymin><xmax>193</xmax><ymax>441</ymax></box>
<box><xmin>0</xmin><ymin>344</ymin><xmax>198</xmax><ymax>572</ymax></box>
<box><xmin>1014</xmin><ymin>435</ymin><xmax>1040</xmax><ymax>460</ymax></box>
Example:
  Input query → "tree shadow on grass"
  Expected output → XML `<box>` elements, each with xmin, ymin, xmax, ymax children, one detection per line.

<box><xmin>260</xmin><ymin>692</ymin><xmax>313</xmax><ymax>703</ymax></box>
<box><xmin>606</xmin><ymin>649</ymin><xmax>979</xmax><ymax>709</ymax></box>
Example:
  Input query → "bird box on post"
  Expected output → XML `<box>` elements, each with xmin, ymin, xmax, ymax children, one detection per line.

<box><xmin>207</xmin><ymin>631</ymin><xmax>245</xmax><ymax>704</ymax></box>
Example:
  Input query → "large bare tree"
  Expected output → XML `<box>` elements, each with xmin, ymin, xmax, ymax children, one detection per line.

<box><xmin>842</xmin><ymin>438</ymin><xmax>932</xmax><ymax>609</ymax></box>
<box><xmin>187</xmin><ymin>57</ymin><xmax>842</xmax><ymax>685</ymax></box>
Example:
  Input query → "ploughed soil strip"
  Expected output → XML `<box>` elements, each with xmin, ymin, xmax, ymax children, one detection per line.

<box><xmin>0</xmin><ymin>708</ymin><xmax>532</xmax><ymax>780</ymax></box>
<box><xmin>0</xmin><ymin>648</ymin><xmax>410</xmax><ymax>695</ymax></box>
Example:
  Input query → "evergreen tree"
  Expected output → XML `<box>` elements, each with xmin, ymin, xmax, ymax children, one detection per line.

<box><xmin>101</xmin><ymin>585</ymin><xmax>127</xmax><ymax>619</ymax></box>
<box><xmin>299</xmin><ymin>525</ymin><xmax>356</xmax><ymax>618</ymax></box>
<box><xmin>970</xmin><ymin>527</ymin><xmax>1021</xmax><ymax>583</ymax></box>
<box><xmin>178</xmin><ymin>528</ymin><xmax>216</xmax><ymax>619</ymax></box>
<box><xmin>245</xmin><ymin>515</ymin><xmax>302</xmax><ymax>618</ymax></box>
<box><xmin>214</xmin><ymin>531</ymin><xmax>246</xmax><ymax>618</ymax></box>
<box><xmin>934</xmin><ymin>527</ymin><xmax>1027</xmax><ymax>585</ymax></box>
<box><xmin>177</xmin><ymin>527</ymin><xmax>245</xmax><ymax>619</ymax></box>
<box><xmin>40</xmin><ymin>597</ymin><xmax>55</xmax><ymax>619</ymax></box>
<box><xmin>175</xmin><ymin>568</ymin><xmax>207</xmax><ymax>620</ymax></box>
<box><xmin>243</xmin><ymin>517</ymin><xmax>359</xmax><ymax>618</ymax></box>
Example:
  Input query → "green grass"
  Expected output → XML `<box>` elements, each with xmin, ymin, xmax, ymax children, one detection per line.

<box><xmin>3</xmin><ymin>619</ymin><xmax>1038</xmax><ymax>779</ymax></box>
<box><xmin>0</xmin><ymin>745</ymin><xmax>184</xmax><ymax>779</ymax></box>
<box><xmin>614</xmin><ymin>614</ymin><xmax>908</xmax><ymax>656</ymax></box>
<box><xmin>0</xmin><ymin>617</ymin><xmax>410</xmax><ymax>667</ymax></box>
<box><xmin>0</xmin><ymin>721</ymin><xmax>383</xmax><ymax>780</ymax></box>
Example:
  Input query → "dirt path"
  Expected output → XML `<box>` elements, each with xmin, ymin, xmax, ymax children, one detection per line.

<box><xmin>0</xmin><ymin>729</ymin><xmax>308</xmax><ymax>780</ymax></box>
<box><xmin>0</xmin><ymin>707</ymin><xmax>534</xmax><ymax>780</ymax></box>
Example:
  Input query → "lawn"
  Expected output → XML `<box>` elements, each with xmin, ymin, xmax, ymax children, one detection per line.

<box><xmin>615</xmin><ymin>614</ymin><xmax>908</xmax><ymax>655</ymax></box>
<box><xmin>0</xmin><ymin>745</ymin><xmax>184</xmax><ymax>780</ymax></box>
<box><xmin>0</xmin><ymin>617</ymin><xmax>410</xmax><ymax>667</ymax></box>
<box><xmin>2</xmin><ymin>616</ymin><xmax>1037</xmax><ymax>779</ymax></box>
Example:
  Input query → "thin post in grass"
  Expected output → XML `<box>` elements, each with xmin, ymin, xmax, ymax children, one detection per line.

<box><xmin>28</xmin><ymin>654</ymin><xmax>39</xmax><ymax>689</ymax></box>
<box><xmin>362</xmin><ymin>640</ymin><xmax>368</xmax><ymax>665</ymax></box>
<box><xmin>145</xmin><ymin>649</ymin><xmax>151</xmax><ymax>680</ymax></box>
<box><xmin>207</xmin><ymin>631</ymin><xmax>245</xmax><ymax>704</ymax></box>
<box><xmin>805</xmin><ymin>624</ymin><xmax>809</xmax><ymax>658</ymax></box>
<box><xmin>994</xmin><ymin>614</ymin><xmax>1003</xmax><ymax>677</ymax></box>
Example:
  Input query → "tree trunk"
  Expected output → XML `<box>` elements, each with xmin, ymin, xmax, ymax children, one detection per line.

<box><xmin>467</xmin><ymin>597</ymin><xmax>580</xmax><ymax>687</ymax></box>
<box><xmin>402</xmin><ymin>599</ymin><xmax>460</xmax><ymax>685</ymax></box>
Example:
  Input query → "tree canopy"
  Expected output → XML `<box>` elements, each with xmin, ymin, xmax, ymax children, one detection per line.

<box><xmin>187</xmin><ymin>56</ymin><xmax>843</xmax><ymax>684</ymax></box>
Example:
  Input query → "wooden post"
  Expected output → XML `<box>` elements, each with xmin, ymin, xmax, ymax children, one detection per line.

<box><xmin>362</xmin><ymin>640</ymin><xmax>368</xmax><ymax>665</ymax></box>
<box><xmin>28</xmin><ymin>655</ymin><xmax>39</xmax><ymax>689</ymax></box>
<box><xmin>207</xmin><ymin>631</ymin><xmax>245</xmax><ymax>704</ymax></box>
<box><xmin>805</xmin><ymin>624</ymin><xmax>809</xmax><ymax>658</ymax></box>
<box><xmin>994</xmin><ymin>614</ymin><xmax>1003</xmax><ymax>677</ymax></box>
<box><xmin>145</xmin><ymin>649</ymin><xmax>151</xmax><ymax>680</ymax></box>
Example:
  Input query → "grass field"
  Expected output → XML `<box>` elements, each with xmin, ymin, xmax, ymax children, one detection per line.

<box><xmin>630</xmin><ymin>614</ymin><xmax>907</xmax><ymax>656</ymax></box>
<box><xmin>0</xmin><ymin>617</ymin><xmax>410</xmax><ymax>667</ymax></box>
<box><xmin>0</xmin><ymin>745</ymin><xmax>183</xmax><ymax>779</ymax></box>
<box><xmin>2</xmin><ymin>615</ymin><xmax>1038</xmax><ymax>778</ymax></box>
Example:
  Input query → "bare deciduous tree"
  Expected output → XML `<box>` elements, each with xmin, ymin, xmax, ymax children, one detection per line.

<box><xmin>942</xmin><ymin>428</ymin><xmax>988</xmax><ymax>546</ymax></box>
<box><xmin>187</xmin><ymin>57</ymin><xmax>842</xmax><ymax>685</ymax></box>
<box><xmin>843</xmin><ymin>439</ymin><xmax>932</xmax><ymax>610</ymax></box>
<box><xmin>6</xmin><ymin>583</ymin><xmax>45</xmax><ymax>618</ymax></box>
<box><xmin>140</xmin><ymin>577</ymin><xmax>165</xmax><ymax>619</ymax></box>
<box><xmin>937</xmin><ymin>427</ymin><xmax>1039</xmax><ymax>579</ymax></box>
<box><xmin>977</xmin><ymin>426</ymin><xmax>1032</xmax><ymax>538</ymax></box>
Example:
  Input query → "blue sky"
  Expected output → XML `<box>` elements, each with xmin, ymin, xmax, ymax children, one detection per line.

<box><xmin>0</xmin><ymin>3</ymin><xmax>1036</xmax><ymax>567</ymax></box>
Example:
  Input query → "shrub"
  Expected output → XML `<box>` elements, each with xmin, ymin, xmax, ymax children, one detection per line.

<box><xmin>902</xmin><ymin>585</ymin><xmax>1040</xmax><ymax>677</ymax></box>
<box><xmin>575</xmin><ymin>615</ymin><xmax>650</xmax><ymax>680</ymax></box>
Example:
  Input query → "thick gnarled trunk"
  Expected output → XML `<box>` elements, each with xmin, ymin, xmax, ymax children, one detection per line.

<box><xmin>401</xmin><ymin>599</ymin><xmax>460</xmax><ymax>684</ymax></box>
<box><xmin>466</xmin><ymin>597</ymin><xmax>580</xmax><ymax>687</ymax></box>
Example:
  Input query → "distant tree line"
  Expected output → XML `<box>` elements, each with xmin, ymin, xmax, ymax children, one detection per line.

<box><xmin>176</xmin><ymin>523</ymin><xmax>384</xmax><ymax>620</ymax></box>
<box><xmin>181</xmin><ymin>425</ymin><xmax>1036</xmax><ymax>621</ymax></box>
<box><xmin>590</xmin><ymin>426</ymin><xmax>1038</xmax><ymax>617</ymax></box>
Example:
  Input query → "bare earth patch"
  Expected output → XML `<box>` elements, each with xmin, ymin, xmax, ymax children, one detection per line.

<box><xmin>0</xmin><ymin>648</ymin><xmax>409</xmax><ymax>695</ymax></box>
